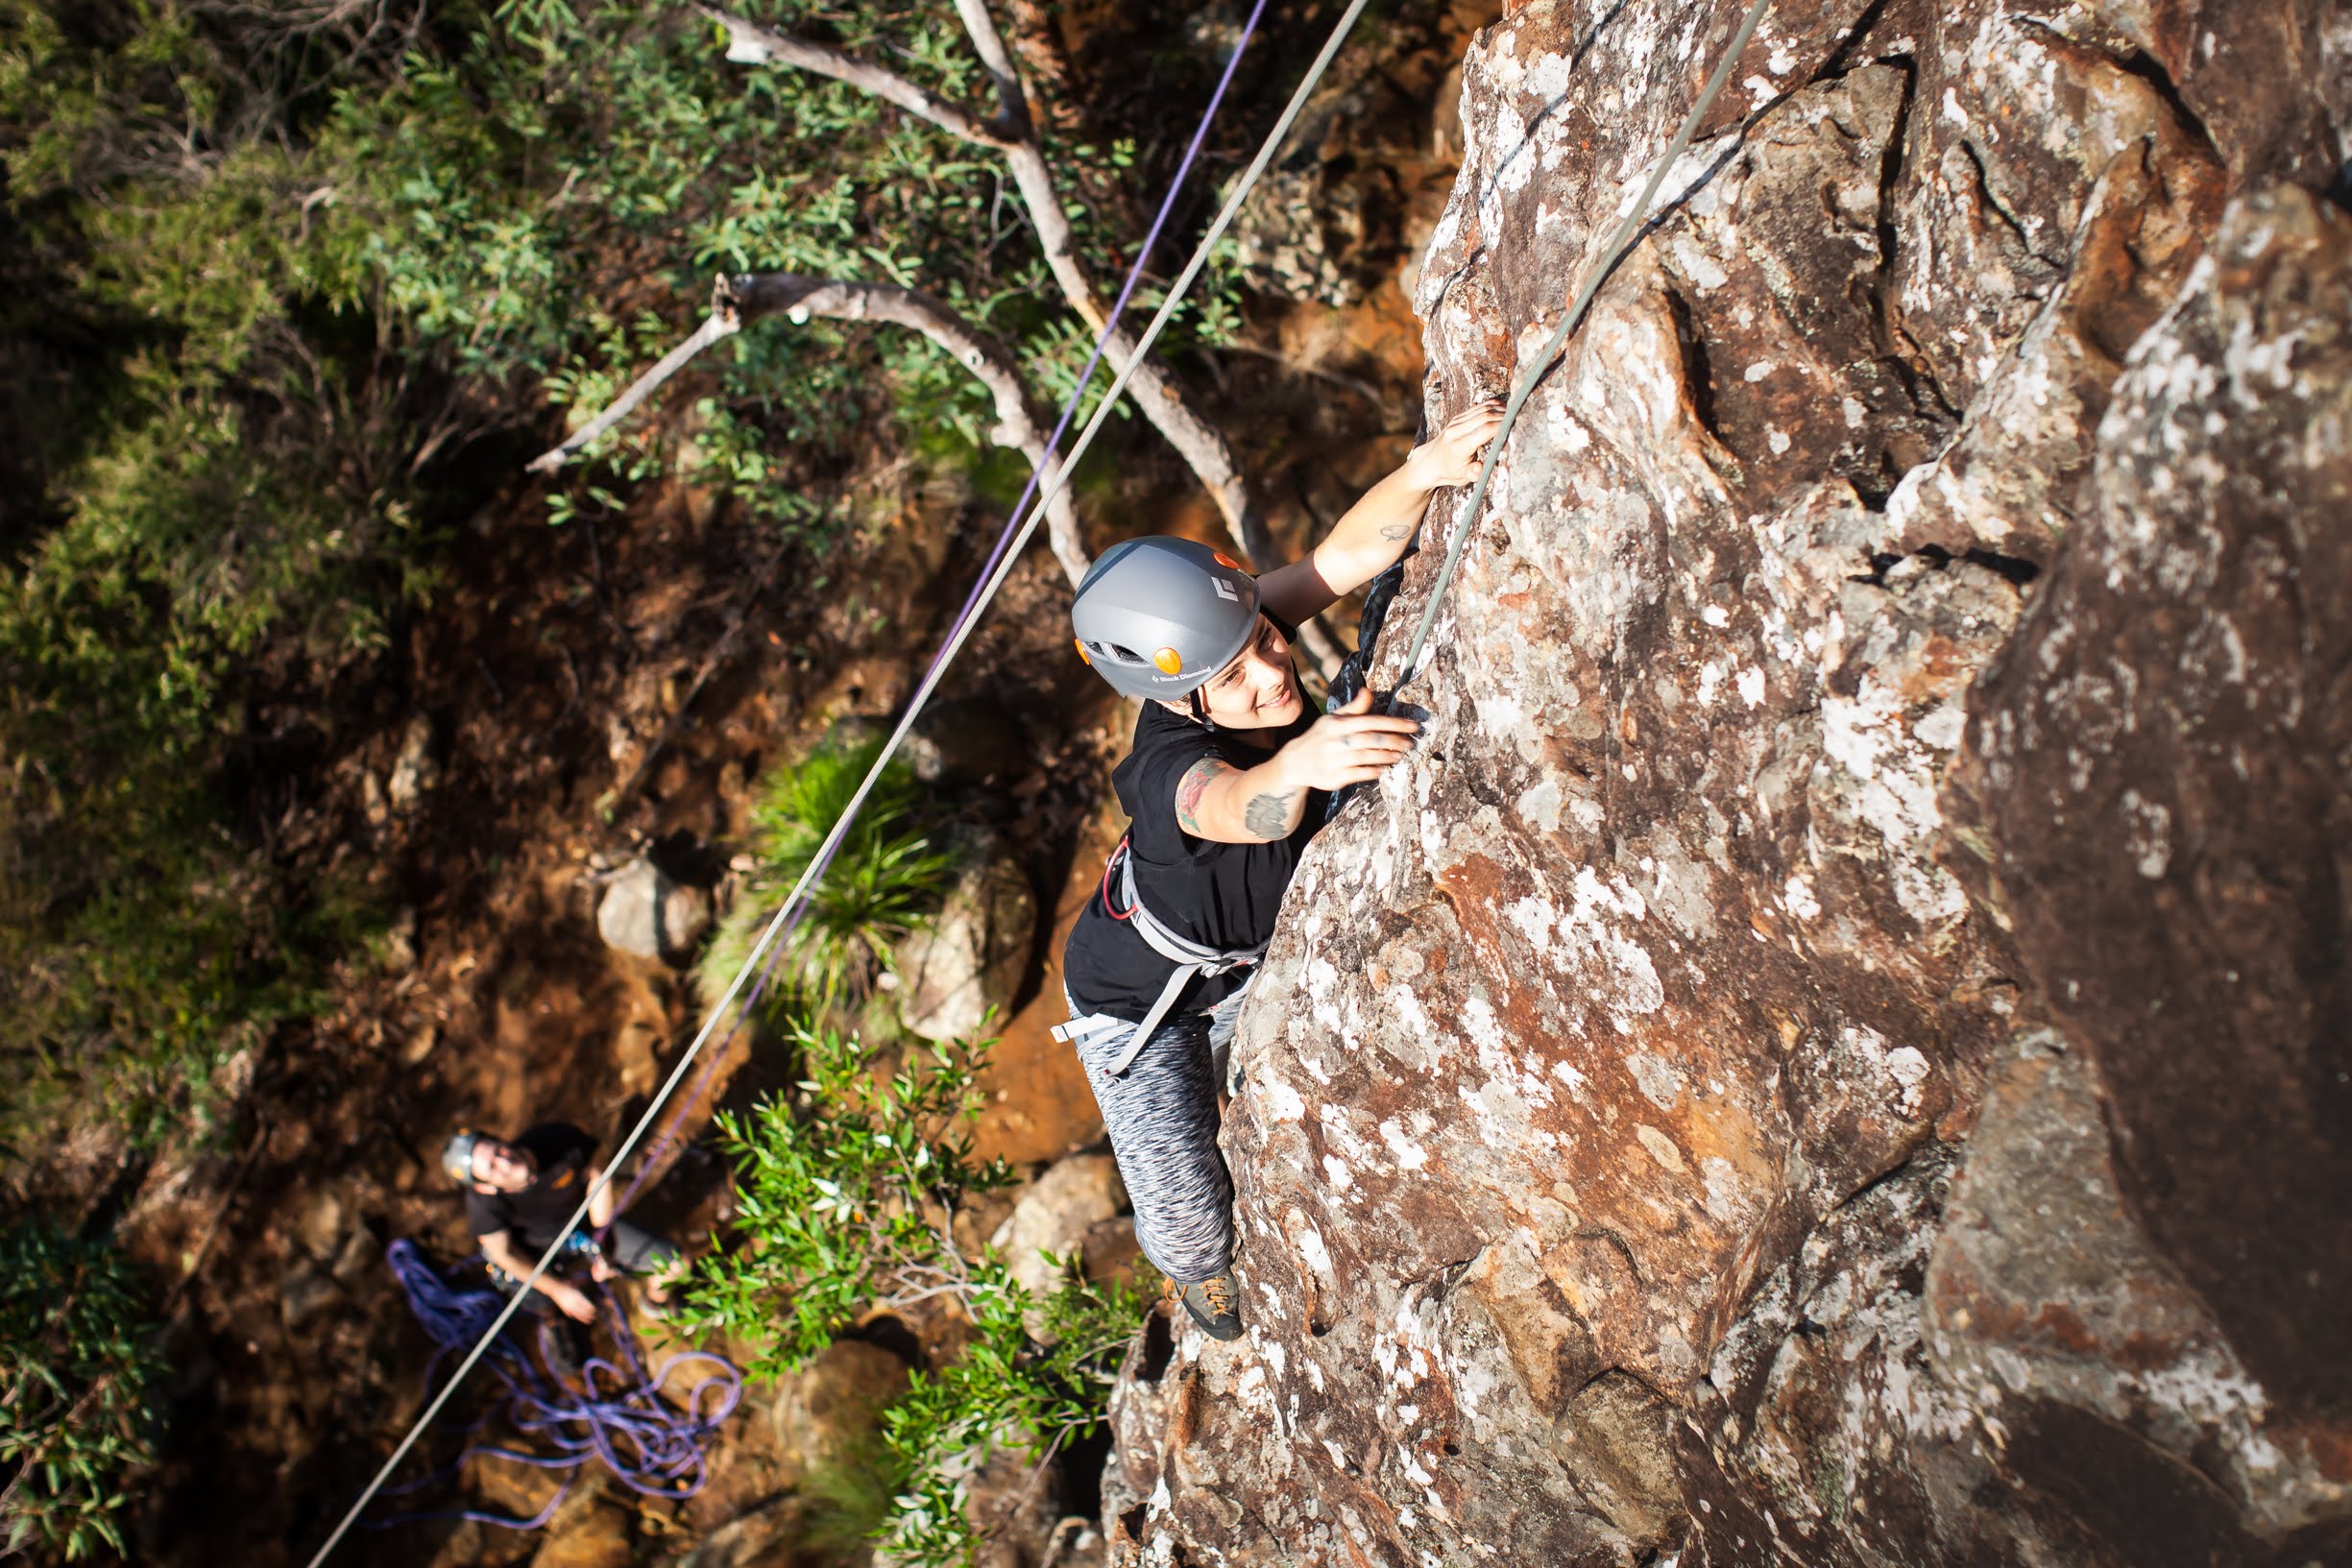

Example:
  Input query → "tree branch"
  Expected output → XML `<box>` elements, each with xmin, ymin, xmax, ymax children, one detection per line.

<box><xmin>525</xmin><ymin>312</ymin><xmax>740</xmax><ymax>474</ymax></box>
<box><xmin>695</xmin><ymin>1</ymin><xmax>1347</xmax><ymax>672</ymax></box>
<box><xmin>525</xmin><ymin>272</ymin><xmax>1090</xmax><ymax>584</ymax></box>
<box><xmin>948</xmin><ymin>0</ymin><xmax>1031</xmax><ymax>141</ymax></box>
<box><xmin>719</xmin><ymin>274</ymin><xmax>1091</xmax><ymax>585</ymax></box>
<box><xmin>934</xmin><ymin>1</ymin><xmax>1322</xmax><ymax>638</ymax></box>
<box><xmin>699</xmin><ymin>7</ymin><xmax>1014</xmax><ymax>148</ymax></box>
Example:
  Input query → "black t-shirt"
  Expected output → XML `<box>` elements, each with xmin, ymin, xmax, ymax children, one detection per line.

<box><xmin>464</xmin><ymin>1122</ymin><xmax>597</xmax><ymax>1251</ymax></box>
<box><xmin>1062</xmin><ymin>697</ymin><xmax>1323</xmax><ymax>1023</ymax></box>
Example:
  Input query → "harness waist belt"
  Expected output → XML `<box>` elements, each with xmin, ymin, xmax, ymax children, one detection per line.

<box><xmin>1053</xmin><ymin>843</ymin><xmax>1264</xmax><ymax>1074</ymax></box>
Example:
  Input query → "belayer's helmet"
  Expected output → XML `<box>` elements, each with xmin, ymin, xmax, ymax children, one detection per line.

<box><xmin>1071</xmin><ymin>537</ymin><xmax>1261</xmax><ymax>702</ymax></box>
<box><xmin>441</xmin><ymin>1128</ymin><xmax>486</xmax><ymax>1185</ymax></box>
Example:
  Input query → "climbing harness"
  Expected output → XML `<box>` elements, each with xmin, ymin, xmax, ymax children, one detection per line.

<box><xmin>480</xmin><ymin>1227</ymin><xmax>602</xmax><ymax>1293</ymax></box>
<box><xmin>303</xmin><ymin>4</ymin><xmax>1372</xmax><ymax>1561</ymax></box>
<box><xmin>1394</xmin><ymin>0</ymin><xmax>1778</xmax><ymax>694</ymax></box>
<box><xmin>366</xmin><ymin>1242</ymin><xmax>741</xmax><ymax>1530</ymax></box>
<box><xmin>1053</xmin><ymin>835</ymin><xmax>1265</xmax><ymax>1074</ymax></box>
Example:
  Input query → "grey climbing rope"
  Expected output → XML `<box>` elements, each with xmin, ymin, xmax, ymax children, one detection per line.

<box><xmin>1396</xmin><ymin>0</ymin><xmax>1777</xmax><ymax>691</ymax></box>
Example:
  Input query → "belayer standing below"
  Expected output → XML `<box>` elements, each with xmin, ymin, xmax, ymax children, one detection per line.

<box><xmin>1057</xmin><ymin>399</ymin><xmax>1504</xmax><ymax>1340</ymax></box>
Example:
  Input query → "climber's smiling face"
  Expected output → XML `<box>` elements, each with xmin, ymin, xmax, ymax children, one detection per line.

<box><xmin>1185</xmin><ymin>615</ymin><xmax>1301</xmax><ymax>731</ymax></box>
<box><xmin>470</xmin><ymin>1137</ymin><xmax>538</xmax><ymax>1194</ymax></box>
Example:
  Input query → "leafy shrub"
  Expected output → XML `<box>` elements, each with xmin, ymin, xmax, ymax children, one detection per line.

<box><xmin>0</xmin><ymin>389</ymin><xmax>390</xmax><ymax>1151</ymax></box>
<box><xmin>697</xmin><ymin>737</ymin><xmax>956</xmax><ymax>1018</ymax></box>
<box><xmin>0</xmin><ymin>1223</ymin><xmax>160</xmax><ymax>1560</ymax></box>
<box><xmin>877</xmin><ymin>1258</ymin><xmax>1149</xmax><ymax>1567</ymax></box>
<box><xmin>685</xmin><ymin>1021</ymin><xmax>1149</xmax><ymax>1567</ymax></box>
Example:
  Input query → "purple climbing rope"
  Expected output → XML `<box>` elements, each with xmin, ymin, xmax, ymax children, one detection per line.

<box><xmin>602</xmin><ymin>3</ymin><xmax>1269</xmax><ymax>1218</ymax></box>
<box><xmin>368</xmin><ymin>1241</ymin><xmax>742</xmax><ymax>1531</ymax></box>
<box><xmin>944</xmin><ymin>0</ymin><xmax>1270</xmax><ymax>631</ymax></box>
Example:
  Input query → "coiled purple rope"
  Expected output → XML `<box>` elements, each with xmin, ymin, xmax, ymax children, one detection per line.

<box><xmin>367</xmin><ymin>1241</ymin><xmax>742</xmax><ymax>1530</ymax></box>
<box><xmin>605</xmin><ymin>3</ymin><xmax>1269</xmax><ymax>1216</ymax></box>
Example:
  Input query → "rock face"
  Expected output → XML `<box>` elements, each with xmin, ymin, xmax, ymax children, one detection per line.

<box><xmin>1104</xmin><ymin>3</ymin><xmax>2351</xmax><ymax>1565</ymax></box>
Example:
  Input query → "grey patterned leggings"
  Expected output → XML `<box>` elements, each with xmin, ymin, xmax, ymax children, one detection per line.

<box><xmin>1064</xmin><ymin>985</ymin><xmax>1247</xmax><ymax>1285</ymax></box>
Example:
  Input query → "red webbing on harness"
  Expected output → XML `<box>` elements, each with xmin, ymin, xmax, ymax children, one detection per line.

<box><xmin>1100</xmin><ymin>834</ymin><xmax>1136</xmax><ymax>921</ymax></box>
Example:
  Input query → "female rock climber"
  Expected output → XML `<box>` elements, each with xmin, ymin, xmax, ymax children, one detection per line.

<box><xmin>1057</xmin><ymin>398</ymin><xmax>1504</xmax><ymax>1339</ymax></box>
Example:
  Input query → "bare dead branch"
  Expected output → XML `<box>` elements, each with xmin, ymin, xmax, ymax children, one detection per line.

<box><xmin>923</xmin><ymin>3</ymin><xmax>1334</xmax><ymax>668</ymax></box>
<box><xmin>527</xmin><ymin>274</ymin><xmax>1091</xmax><ymax>584</ymax></box>
<box><xmin>554</xmin><ymin>3</ymin><xmax>1346</xmax><ymax>670</ymax></box>
<box><xmin>524</xmin><ymin>312</ymin><xmax>740</xmax><ymax>474</ymax></box>
<box><xmin>948</xmin><ymin>0</ymin><xmax>1031</xmax><ymax>140</ymax></box>
<box><xmin>699</xmin><ymin>7</ymin><xmax>1015</xmax><ymax>148</ymax></box>
<box><xmin>696</xmin><ymin>2</ymin><xmax>1315</xmax><ymax>627</ymax></box>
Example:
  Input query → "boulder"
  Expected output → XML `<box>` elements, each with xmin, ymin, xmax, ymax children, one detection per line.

<box><xmin>472</xmin><ymin>1442</ymin><xmax>568</xmax><ymax>1524</ymax></box>
<box><xmin>595</xmin><ymin>856</ymin><xmax>713</xmax><ymax>962</ymax></box>
<box><xmin>278</xmin><ymin>1263</ymin><xmax>338</xmax><ymax>1331</ymax></box>
<box><xmin>905</xmin><ymin>697</ymin><xmax>1032</xmax><ymax>785</ymax></box>
<box><xmin>765</xmin><ymin>1339</ymin><xmax>909</xmax><ymax>1486</ymax></box>
<box><xmin>530</xmin><ymin>1489</ymin><xmax>633</xmax><ymax>1568</ymax></box>
<box><xmin>294</xmin><ymin>1191</ymin><xmax>344</xmax><ymax>1261</ymax></box>
<box><xmin>385</xmin><ymin>713</ymin><xmax>438</xmax><ymax>812</ymax></box>
<box><xmin>1076</xmin><ymin>1216</ymin><xmax>1141</xmax><ymax>1292</ymax></box>
<box><xmin>892</xmin><ymin>830</ymin><xmax>1036</xmax><ymax>1042</ymax></box>
<box><xmin>328</xmin><ymin>1228</ymin><xmax>377</xmax><ymax>1283</ymax></box>
<box><xmin>1103</xmin><ymin>5</ymin><xmax>2352</xmax><ymax>1566</ymax></box>
<box><xmin>989</xmin><ymin>1153</ymin><xmax>1128</xmax><ymax>1316</ymax></box>
<box><xmin>666</xmin><ymin>1496</ymin><xmax>811</xmax><ymax>1568</ymax></box>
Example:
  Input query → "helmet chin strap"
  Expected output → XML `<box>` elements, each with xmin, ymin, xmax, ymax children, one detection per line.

<box><xmin>1187</xmin><ymin>688</ymin><xmax>1214</xmax><ymax>732</ymax></box>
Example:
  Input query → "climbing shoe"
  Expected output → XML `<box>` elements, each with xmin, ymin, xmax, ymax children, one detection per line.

<box><xmin>1166</xmin><ymin>1270</ymin><xmax>1244</xmax><ymax>1341</ymax></box>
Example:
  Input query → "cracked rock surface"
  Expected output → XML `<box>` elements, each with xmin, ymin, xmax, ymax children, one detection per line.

<box><xmin>1102</xmin><ymin>2</ymin><xmax>2351</xmax><ymax>1564</ymax></box>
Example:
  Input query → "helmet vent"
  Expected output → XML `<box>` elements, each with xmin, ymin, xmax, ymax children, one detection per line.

<box><xmin>1109</xmin><ymin>643</ymin><xmax>1142</xmax><ymax>663</ymax></box>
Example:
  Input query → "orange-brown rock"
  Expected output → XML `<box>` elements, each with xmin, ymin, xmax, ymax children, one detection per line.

<box><xmin>1103</xmin><ymin>3</ymin><xmax>2352</xmax><ymax>1564</ymax></box>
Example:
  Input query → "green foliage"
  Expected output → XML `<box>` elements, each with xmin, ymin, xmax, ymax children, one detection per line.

<box><xmin>0</xmin><ymin>0</ymin><xmax>409</xmax><ymax>1151</ymax></box>
<box><xmin>879</xmin><ymin>1263</ymin><xmax>1146</xmax><ymax>1567</ymax></box>
<box><xmin>696</xmin><ymin>737</ymin><xmax>956</xmax><ymax>1017</ymax></box>
<box><xmin>0</xmin><ymin>0</ymin><xmax>1253</xmax><ymax>1155</ymax></box>
<box><xmin>0</xmin><ymin>383</ymin><xmax>399</xmax><ymax>1148</ymax></box>
<box><xmin>685</xmin><ymin>1018</ymin><xmax>1013</xmax><ymax>1372</ymax></box>
<box><xmin>685</xmin><ymin>1023</ymin><xmax>1150</xmax><ymax>1567</ymax></box>
<box><xmin>0</xmin><ymin>1223</ymin><xmax>161</xmax><ymax>1561</ymax></box>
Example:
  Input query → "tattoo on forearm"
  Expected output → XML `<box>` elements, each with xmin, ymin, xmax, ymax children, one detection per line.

<box><xmin>1379</xmin><ymin>518</ymin><xmax>1418</xmax><ymax>541</ymax></box>
<box><xmin>1243</xmin><ymin>788</ymin><xmax>1300</xmax><ymax>839</ymax></box>
<box><xmin>1176</xmin><ymin>760</ymin><xmax>1225</xmax><ymax>835</ymax></box>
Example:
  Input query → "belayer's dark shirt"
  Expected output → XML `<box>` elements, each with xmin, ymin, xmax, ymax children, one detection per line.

<box><xmin>464</xmin><ymin>1122</ymin><xmax>596</xmax><ymax>1251</ymax></box>
<box><xmin>1062</xmin><ymin>695</ymin><xmax>1323</xmax><ymax>1023</ymax></box>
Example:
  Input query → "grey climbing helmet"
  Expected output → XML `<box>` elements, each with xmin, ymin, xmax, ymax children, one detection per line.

<box><xmin>442</xmin><ymin>1128</ymin><xmax>485</xmax><ymax>1185</ymax></box>
<box><xmin>1071</xmin><ymin>537</ymin><xmax>1261</xmax><ymax>701</ymax></box>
